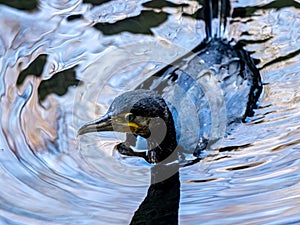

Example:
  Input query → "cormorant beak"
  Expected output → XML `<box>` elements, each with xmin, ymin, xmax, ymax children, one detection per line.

<box><xmin>77</xmin><ymin>113</ymin><xmax>113</xmax><ymax>136</ymax></box>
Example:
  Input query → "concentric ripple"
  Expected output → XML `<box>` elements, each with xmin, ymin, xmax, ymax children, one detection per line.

<box><xmin>1</xmin><ymin>0</ymin><xmax>300</xmax><ymax>224</ymax></box>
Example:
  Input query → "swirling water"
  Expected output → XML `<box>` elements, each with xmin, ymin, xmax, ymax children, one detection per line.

<box><xmin>1</xmin><ymin>0</ymin><xmax>300</xmax><ymax>224</ymax></box>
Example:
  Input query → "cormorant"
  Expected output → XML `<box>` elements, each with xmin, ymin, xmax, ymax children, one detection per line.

<box><xmin>78</xmin><ymin>1</ymin><xmax>262</xmax><ymax>225</ymax></box>
<box><xmin>77</xmin><ymin>0</ymin><xmax>262</xmax><ymax>165</ymax></box>
<box><xmin>78</xmin><ymin>39</ymin><xmax>262</xmax><ymax>164</ymax></box>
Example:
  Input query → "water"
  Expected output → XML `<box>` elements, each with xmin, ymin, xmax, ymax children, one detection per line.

<box><xmin>1</xmin><ymin>0</ymin><xmax>300</xmax><ymax>224</ymax></box>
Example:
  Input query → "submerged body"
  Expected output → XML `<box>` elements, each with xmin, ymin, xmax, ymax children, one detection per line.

<box><xmin>78</xmin><ymin>38</ymin><xmax>262</xmax><ymax>164</ymax></box>
<box><xmin>136</xmin><ymin>38</ymin><xmax>262</xmax><ymax>155</ymax></box>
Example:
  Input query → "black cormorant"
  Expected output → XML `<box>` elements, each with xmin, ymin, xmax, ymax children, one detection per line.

<box><xmin>78</xmin><ymin>40</ymin><xmax>262</xmax><ymax>164</ymax></box>
<box><xmin>78</xmin><ymin>2</ymin><xmax>262</xmax><ymax>225</ymax></box>
<box><xmin>78</xmin><ymin>0</ymin><xmax>262</xmax><ymax>164</ymax></box>
<box><xmin>78</xmin><ymin>89</ymin><xmax>178</xmax><ymax>164</ymax></box>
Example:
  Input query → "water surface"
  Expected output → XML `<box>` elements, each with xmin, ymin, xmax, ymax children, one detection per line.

<box><xmin>1</xmin><ymin>0</ymin><xmax>300</xmax><ymax>224</ymax></box>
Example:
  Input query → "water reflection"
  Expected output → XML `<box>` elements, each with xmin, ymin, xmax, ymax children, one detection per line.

<box><xmin>94</xmin><ymin>10</ymin><xmax>169</xmax><ymax>35</ymax></box>
<box><xmin>17</xmin><ymin>54</ymin><xmax>48</xmax><ymax>85</ymax></box>
<box><xmin>83</xmin><ymin>0</ymin><xmax>111</xmax><ymax>6</ymax></box>
<box><xmin>1</xmin><ymin>0</ymin><xmax>300</xmax><ymax>224</ymax></box>
<box><xmin>0</xmin><ymin>0</ymin><xmax>38</xmax><ymax>11</ymax></box>
<box><xmin>38</xmin><ymin>65</ymin><xmax>81</xmax><ymax>101</ymax></box>
<box><xmin>16</xmin><ymin>54</ymin><xmax>81</xmax><ymax>102</ymax></box>
<box><xmin>130</xmin><ymin>166</ymin><xmax>180</xmax><ymax>225</ymax></box>
<box><xmin>232</xmin><ymin>0</ymin><xmax>300</xmax><ymax>19</ymax></box>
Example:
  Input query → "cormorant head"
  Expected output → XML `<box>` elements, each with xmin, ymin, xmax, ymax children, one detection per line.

<box><xmin>78</xmin><ymin>90</ymin><xmax>177</xmax><ymax>162</ymax></box>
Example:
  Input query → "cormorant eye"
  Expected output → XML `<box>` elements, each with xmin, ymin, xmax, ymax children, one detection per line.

<box><xmin>125</xmin><ymin>113</ymin><xmax>135</xmax><ymax>122</ymax></box>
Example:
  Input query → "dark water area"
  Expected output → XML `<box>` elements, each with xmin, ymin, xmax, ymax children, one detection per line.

<box><xmin>1</xmin><ymin>0</ymin><xmax>300</xmax><ymax>224</ymax></box>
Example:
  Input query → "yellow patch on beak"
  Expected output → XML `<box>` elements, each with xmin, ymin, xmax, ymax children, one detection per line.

<box><xmin>128</xmin><ymin>122</ymin><xmax>139</xmax><ymax>130</ymax></box>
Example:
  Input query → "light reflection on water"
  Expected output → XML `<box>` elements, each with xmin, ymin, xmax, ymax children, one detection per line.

<box><xmin>1</xmin><ymin>0</ymin><xmax>300</xmax><ymax>224</ymax></box>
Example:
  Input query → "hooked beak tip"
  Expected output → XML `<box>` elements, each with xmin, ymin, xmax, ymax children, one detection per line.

<box><xmin>77</xmin><ymin>125</ymin><xmax>88</xmax><ymax>136</ymax></box>
<box><xmin>77</xmin><ymin>114</ymin><xmax>113</xmax><ymax>136</ymax></box>
<box><xmin>77</xmin><ymin>123</ymin><xmax>96</xmax><ymax>137</ymax></box>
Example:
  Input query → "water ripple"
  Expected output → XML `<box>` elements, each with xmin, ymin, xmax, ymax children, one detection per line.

<box><xmin>1</xmin><ymin>0</ymin><xmax>300</xmax><ymax>224</ymax></box>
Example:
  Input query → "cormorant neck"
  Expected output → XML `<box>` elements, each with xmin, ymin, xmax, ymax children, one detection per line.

<box><xmin>147</xmin><ymin>114</ymin><xmax>178</xmax><ymax>164</ymax></box>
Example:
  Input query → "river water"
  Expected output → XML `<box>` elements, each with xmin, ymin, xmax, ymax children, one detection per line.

<box><xmin>1</xmin><ymin>0</ymin><xmax>300</xmax><ymax>224</ymax></box>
